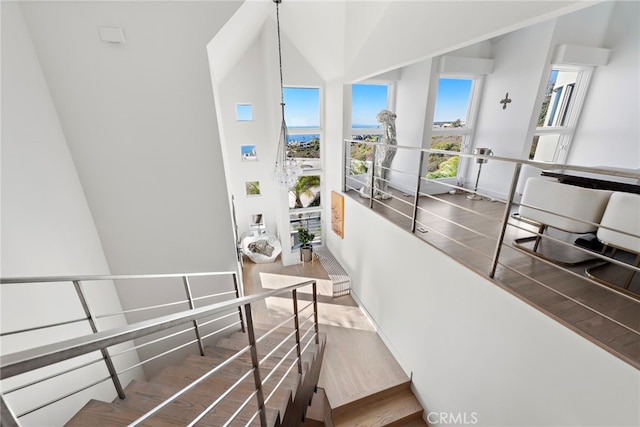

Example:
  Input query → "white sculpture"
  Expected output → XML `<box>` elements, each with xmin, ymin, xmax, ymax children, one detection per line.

<box><xmin>360</xmin><ymin>110</ymin><xmax>398</xmax><ymax>200</ymax></box>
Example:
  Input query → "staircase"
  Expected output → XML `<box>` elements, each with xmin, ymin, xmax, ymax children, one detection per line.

<box><xmin>330</xmin><ymin>382</ymin><xmax>427</xmax><ymax>426</ymax></box>
<box><xmin>66</xmin><ymin>327</ymin><xmax>326</xmax><ymax>426</ymax></box>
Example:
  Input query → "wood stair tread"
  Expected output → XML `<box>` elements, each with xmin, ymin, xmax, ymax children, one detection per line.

<box><xmin>333</xmin><ymin>388</ymin><xmax>424</xmax><ymax>427</ymax></box>
<box><xmin>65</xmin><ymin>326</ymin><xmax>327</xmax><ymax>427</ymax></box>
<box><xmin>65</xmin><ymin>399</ymin><xmax>143</xmax><ymax>426</ymax></box>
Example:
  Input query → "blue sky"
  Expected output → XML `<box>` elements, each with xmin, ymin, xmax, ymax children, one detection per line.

<box><xmin>434</xmin><ymin>78</ymin><xmax>472</xmax><ymax>123</ymax></box>
<box><xmin>282</xmin><ymin>80</ymin><xmax>472</xmax><ymax>127</ymax></box>
<box><xmin>351</xmin><ymin>84</ymin><xmax>388</xmax><ymax>127</ymax></box>
<box><xmin>284</xmin><ymin>87</ymin><xmax>320</xmax><ymax>127</ymax></box>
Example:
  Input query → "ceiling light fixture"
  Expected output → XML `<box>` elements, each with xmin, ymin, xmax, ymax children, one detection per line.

<box><xmin>272</xmin><ymin>0</ymin><xmax>301</xmax><ymax>189</ymax></box>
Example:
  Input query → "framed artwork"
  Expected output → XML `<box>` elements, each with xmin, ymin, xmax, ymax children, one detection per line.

<box><xmin>241</xmin><ymin>145</ymin><xmax>257</xmax><ymax>161</ymax></box>
<box><xmin>250</xmin><ymin>213</ymin><xmax>264</xmax><ymax>227</ymax></box>
<box><xmin>245</xmin><ymin>181</ymin><xmax>261</xmax><ymax>196</ymax></box>
<box><xmin>331</xmin><ymin>191</ymin><xmax>344</xmax><ymax>238</ymax></box>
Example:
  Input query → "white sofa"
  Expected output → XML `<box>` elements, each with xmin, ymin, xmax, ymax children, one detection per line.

<box><xmin>519</xmin><ymin>178</ymin><xmax>613</xmax><ymax>235</ymax></box>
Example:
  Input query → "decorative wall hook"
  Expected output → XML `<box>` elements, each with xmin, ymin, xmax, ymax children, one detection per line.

<box><xmin>500</xmin><ymin>92</ymin><xmax>512</xmax><ymax>110</ymax></box>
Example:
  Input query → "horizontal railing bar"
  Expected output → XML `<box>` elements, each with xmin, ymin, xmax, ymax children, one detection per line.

<box><xmin>506</xmin><ymin>220</ymin><xmax>640</xmax><ymax>275</ymax></box>
<box><xmin>494</xmin><ymin>248</ymin><xmax>640</xmax><ymax>333</ymax></box>
<box><xmin>1</xmin><ymin>279</ymin><xmax>316</xmax><ymax>379</ymax></box>
<box><xmin>221</xmin><ymin>389</ymin><xmax>258</xmax><ymax>427</ymax></box>
<box><xmin>0</xmin><ymin>317</ymin><xmax>89</xmax><ymax>337</ymax></box>
<box><xmin>17</xmin><ymin>375</ymin><xmax>111</xmax><ymax>418</ymax></box>
<box><xmin>346</xmin><ymin>140</ymin><xmax>640</xmax><ymax>179</ymax></box>
<box><xmin>512</xmin><ymin>200</ymin><xmax>640</xmax><ymax>242</ymax></box>
<box><xmin>192</xmin><ymin>290</ymin><xmax>237</xmax><ymax>302</ymax></box>
<box><xmin>258</xmin><ymin>329</ymin><xmax>297</xmax><ymax>367</ymax></box>
<box><xmin>200</xmin><ymin>320</ymin><xmax>243</xmax><ymax>341</ymax></box>
<box><xmin>416</xmin><ymin>190</ymin><xmax>505</xmax><ymax>225</ymax></box>
<box><xmin>0</xmin><ymin>271</ymin><xmax>238</xmax><ymax>285</ymax></box>
<box><xmin>109</xmin><ymin>326</ymin><xmax>194</xmax><ymax>358</ymax></box>
<box><xmin>196</xmin><ymin>311</ymin><xmax>239</xmax><ymax>328</ymax></box>
<box><xmin>1</xmin><ymin>355</ymin><xmax>103</xmax><ymax>395</ymax></box>
<box><xmin>95</xmin><ymin>299</ymin><xmax>189</xmax><ymax>319</ymax></box>
<box><xmin>370</xmin><ymin>199</ymin><xmax>414</xmax><ymax>222</ymax></box>
<box><xmin>261</xmin><ymin>343</ymin><xmax>298</xmax><ymax>386</ymax></box>
<box><xmin>297</xmin><ymin>301</ymin><xmax>314</xmax><ymax>313</ymax></box>
<box><xmin>131</xmin><ymin>362</ymin><xmax>256</xmax><ymax>427</ymax></box>
<box><xmin>299</xmin><ymin>324</ymin><xmax>315</xmax><ymax>345</ymax></box>
<box><xmin>414</xmin><ymin>204</ymin><xmax>501</xmax><ymax>243</ymax></box>
<box><xmin>299</xmin><ymin>312</ymin><xmax>315</xmax><ymax>329</ymax></box>
<box><xmin>300</xmin><ymin>331</ymin><xmax>318</xmax><ymax>356</ymax></box>
<box><xmin>255</xmin><ymin>315</ymin><xmax>297</xmax><ymax>346</ymax></box>
<box><xmin>264</xmin><ymin>356</ymin><xmax>298</xmax><ymax>406</ymax></box>
<box><xmin>245</xmin><ymin>409</ymin><xmax>261</xmax><ymax>427</ymax></box>
<box><xmin>116</xmin><ymin>339</ymin><xmax>198</xmax><ymax>377</ymax></box>
<box><xmin>412</xmin><ymin>217</ymin><xmax>496</xmax><ymax>264</ymax></box>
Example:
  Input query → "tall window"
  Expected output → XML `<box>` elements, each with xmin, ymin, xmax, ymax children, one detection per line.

<box><xmin>529</xmin><ymin>67</ymin><xmax>590</xmax><ymax>163</ymax></box>
<box><xmin>284</xmin><ymin>87</ymin><xmax>322</xmax><ymax>249</ymax></box>
<box><xmin>349</xmin><ymin>83</ymin><xmax>390</xmax><ymax>175</ymax></box>
<box><xmin>428</xmin><ymin>77</ymin><xmax>476</xmax><ymax>180</ymax></box>
<box><xmin>284</xmin><ymin>87</ymin><xmax>321</xmax><ymax>169</ymax></box>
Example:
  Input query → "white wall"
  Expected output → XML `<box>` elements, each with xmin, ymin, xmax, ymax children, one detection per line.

<box><xmin>18</xmin><ymin>1</ymin><xmax>240</xmax><ymax>277</ymax></box>
<box><xmin>469</xmin><ymin>20</ymin><xmax>556</xmax><ymax>199</ymax></box>
<box><xmin>388</xmin><ymin>60</ymin><xmax>433</xmax><ymax>193</ymax></box>
<box><xmin>567</xmin><ymin>0</ymin><xmax>640</xmax><ymax>169</ymax></box>
<box><xmin>331</xmin><ymin>197</ymin><xmax>639</xmax><ymax>427</ymax></box>
<box><xmin>1</xmin><ymin>3</ymin><xmax>142</xmax><ymax>425</ymax></box>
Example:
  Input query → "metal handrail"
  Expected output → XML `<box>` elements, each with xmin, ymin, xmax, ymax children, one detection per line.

<box><xmin>344</xmin><ymin>138</ymin><xmax>640</xmax><ymax>349</ymax></box>
<box><xmin>0</xmin><ymin>271</ymin><xmax>238</xmax><ymax>284</ymax></box>
<box><xmin>344</xmin><ymin>140</ymin><xmax>640</xmax><ymax>276</ymax></box>
<box><xmin>0</xmin><ymin>279</ymin><xmax>315</xmax><ymax>379</ymax></box>
<box><xmin>346</xmin><ymin>139</ymin><xmax>640</xmax><ymax>179</ymax></box>
<box><xmin>1</xmin><ymin>277</ymin><xmax>319</xmax><ymax>427</ymax></box>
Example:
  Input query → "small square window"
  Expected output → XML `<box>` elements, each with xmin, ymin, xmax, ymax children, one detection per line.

<box><xmin>236</xmin><ymin>104</ymin><xmax>253</xmax><ymax>121</ymax></box>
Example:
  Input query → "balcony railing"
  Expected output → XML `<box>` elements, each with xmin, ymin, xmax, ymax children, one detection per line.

<box><xmin>0</xmin><ymin>272</ymin><xmax>319</xmax><ymax>426</ymax></box>
<box><xmin>344</xmin><ymin>138</ymin><xmax>640</xmax><ymax>368</ymax></box>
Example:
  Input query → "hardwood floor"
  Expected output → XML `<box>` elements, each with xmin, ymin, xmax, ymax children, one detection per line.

<box><xmin>346</xmin><ymin>189</ymin><xmax>640</xmax><ymax>369</ymax></box>
<box><xmin>241</xmin><ymin>259</ymin><xmax>411</xmax><ymax>412</ymax></box>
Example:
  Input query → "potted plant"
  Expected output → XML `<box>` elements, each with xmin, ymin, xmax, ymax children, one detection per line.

<box><xmin>298</xmin><ymin>227</ymin><xmax>315</xmax><ymax>263</ymax></box>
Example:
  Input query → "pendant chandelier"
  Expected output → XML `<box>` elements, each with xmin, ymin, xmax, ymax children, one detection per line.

<box><xmin>272</xmin><ymin>0</ymin><xmax>302</xmax><ymax>189</ymax></box>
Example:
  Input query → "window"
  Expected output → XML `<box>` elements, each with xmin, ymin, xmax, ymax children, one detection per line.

<box><xmin>283</xmin><ymin>87</ymin><xmax>323</xmax><ymax>252</ymax></box>
<box><xmin>349</xmin><ymin>84</ymin><xmax>390</xmax><ymax>176</ymax></box>
<box><xmin>289</xmin><ymin>175</ymin><xmax>322</xmax><ymax>249</ymax></box>
<box><xmin>235</xmin><ymin>104</ymin><xmax>253</xmax><ymax>121</ymax></box>
<box><xmin>529</xmin><ymin>67</ymin><xmax>589</xmax><ymax>162</ymax></box>
<box><xmin>284</xmin><ymin>87</ymin><xmax>321</xmax><ymax>169</ymax></box>
<box><xmin>428</xmin><ymin>77</ymin><xmax>476</xmax><ymax>180</ymax></box>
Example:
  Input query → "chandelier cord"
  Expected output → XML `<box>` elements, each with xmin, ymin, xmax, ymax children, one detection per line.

<box><xmin>276</xmin><ymin>0</ymin><xmax>285</xmax><ymax>110</ymax></box>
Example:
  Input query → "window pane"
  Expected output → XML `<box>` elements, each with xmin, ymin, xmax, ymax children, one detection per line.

<box><xmin>283</xmin><ymin>88</ymin><xmax>320</xmax><ymax>128</ymax></box>
<box><xmin>289</xmin><ymin>175</ymin><xmax>321</xmax><ymax>209</ymax></box>
<box><xmin>537</xmin><ymin>70</ymin><xmax>578</xmax><ymax>127</ymax></box>
<box><xmin>287</xmin><ymin>134</ymin><xmax>320</xmax><ymax>159</ymax></box>
<box><xmin>427</xmin><ymin>135</ymin><xmax>461</xmax><ymax>179</ymax></box>
<box><xmin>530</xmin><ymin>134</ymin><xmax>562</xmax><ymax>162</ymax></box>
<box><xmin>290</xmin><ymin>211</ymin><xmax>322</xmax><ymax>249</ymax></box>
<box><xmin>433</xmin><ymin>78</ymin><xmax>472</xmax><ymax>128</ymax></box>
<box><xmin>352</xmin><ymin>84</ymin><xmax>388</xmax><ymax>128</ymax></box>
<box><xmin>236</xmin><ymin>104</ymin><xmax>253</xmax><ymax>121</ymax></box>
